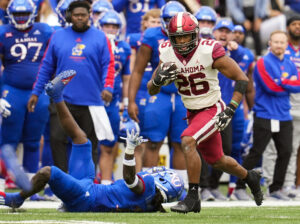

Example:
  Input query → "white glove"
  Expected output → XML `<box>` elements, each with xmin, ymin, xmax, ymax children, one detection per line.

<box><xmin>0</xmin><ymin>99</ymin><xmax>11</xmax><ymax>118</ymax></box>
<box><xmin>121</xmin><ymin>129</ymin><xmax>147</xmax><ymax>154</ymax></box>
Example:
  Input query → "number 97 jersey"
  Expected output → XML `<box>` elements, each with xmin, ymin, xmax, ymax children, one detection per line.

<box><xmin>0</xmin><ymin>23</ymin><xmax>53</xmax><ymax>89</ymax></box>
<box><xmin>158</xmin><ymin>39</ymin><xmax>225</xmax><ymax>110</ymax></box>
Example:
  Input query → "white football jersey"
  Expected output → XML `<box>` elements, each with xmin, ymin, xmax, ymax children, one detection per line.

<box><xmin>159</xmin><ymin>39</ymin><xmax>222</xmax><ymax>110</ymax></box>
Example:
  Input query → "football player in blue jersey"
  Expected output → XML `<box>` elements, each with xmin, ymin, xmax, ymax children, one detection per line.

<box><xmin>126</xmin><ymin>8</ymin><xmax>161</xmax><ymax>172</ymax></box>
<box><xmin>27</xmin><ymin>0</ymin><xmax>115</xmax><ymax>174</ymax></box>
<box><xmin>91</xmin><ymin>0</ymin><xmax>113</xmax><ymax>25</ymax></box>
<box><xmin>128</xmin><ymin>1</ymin><xmax>188</xmax><ymax>184</ymax></box>
<box><xmin>0</xmin><ymin>0</ymin><xmax>52</xmax><ymax>194</ymax></box>
<box><xmin>0</xmin><ymin>71</ymin><xmax>185</xmax><ymax>212</ymax></box>
<box><xmin>55</xmin><ymin>0</ymin><xmax>73</xmax><ymax>28</ymax></box>
<box><xmin>97</xmin><ymin>10</ymin><xmax>131</xmax><ymax>185</ymax></box>
<box><xmin>194</xmin><ymin>6</ymin><xmax>217</xmax><ymax>39</ymax></box>
<box><xmin>112</xmin><ymin>0</ymin><xmax>165</xmax><ymax>35</ymax></box>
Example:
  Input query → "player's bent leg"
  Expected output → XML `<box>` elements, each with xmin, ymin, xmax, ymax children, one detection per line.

<box><xmin>143</xmin><ymin>141</ymin><xmax>163</xmax><ymax>168</ymax></box>
<box><xmin>170</xmin><ymin>136</ymin><xmax>201</xmax><ymax>213</ymax></box>
<box><xmin>68</xmin><ymin>140</ymin><xmax>95</xmax><ymax>180</ymax></box>
<box><xmin>49</xmin><ymin>166</ymin><xmax>93</xmax><ymax>212</ymax></box>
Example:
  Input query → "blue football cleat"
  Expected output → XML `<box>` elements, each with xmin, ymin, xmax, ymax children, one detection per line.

<box><xmin>45</xmin><ymin>69</ymin><xmax>76</xmax><ymax>103</ymax></box>
<box><xmin>1</xmin><ymin>145</ymin><xmax>32</xmax><ymax>192</ymax></box>
<box><xmin>0</xmin><ymin>192</ymin><xmax>25</xmax><ymax>208</ymax></box>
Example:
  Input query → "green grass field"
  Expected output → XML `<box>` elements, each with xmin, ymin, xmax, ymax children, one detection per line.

<box><xmin>1</xmin><ymin>207</ymin><xmax>300</xmax><ymax>224</ymax></box>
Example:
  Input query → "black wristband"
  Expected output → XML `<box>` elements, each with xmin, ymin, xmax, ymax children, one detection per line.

<box><xmin>226</xmin><ymin>103</ymin><xmax>236</xmax><ymax>115</ymax></box>
<box><xmin>234</xmin><ymin>80</ymin><xmax>248</xmax><ymax>95</ymax></box>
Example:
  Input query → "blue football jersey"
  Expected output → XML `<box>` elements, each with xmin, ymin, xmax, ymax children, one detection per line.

<box><xmin>0</xmin><ymin>23</ymin><xmax>53</xmax><ymax>89</ymax></box>
<box><xmin>142</xmin><ymin>26</ymin><xmax>177</xmax><ymax>93</ymax></box>
<box><xmin>91</xmin><ymin>171</ymin><xmax>157</xmax><ymax>212</ymax></box>
<box><xmin>112</xmin><ymin>0</ymin><xmax>165</xmax><ymax>35</ymax></box>
<box><xmin>127</xmin><ymin>32</ymin><xmax>152</xmax><ymax>94</ymax></box>
<box><xmin>113</xmin><ymin>40</ymin><xmax>131</xmax><ymax>99</ymax></box>
<box><xmin>238</xmin><ymin>46</ymin><xmax>254</xmax><ymax>74</ymax></box>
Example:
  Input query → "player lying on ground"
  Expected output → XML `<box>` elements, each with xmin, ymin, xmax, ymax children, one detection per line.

<box><xmin>0</xmin><ymin>70</ymin><xmax>185</xmax><ymax>212</ymax></box>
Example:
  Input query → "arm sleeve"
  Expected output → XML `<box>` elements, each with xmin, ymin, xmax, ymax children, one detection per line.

<box><xmin>32</xmin><ymin>35</ymin><xmax>57</xmax><ymax>95</ymax></box>
<box><xmin>102</xmin><ymin>36</ymin><xmax>115</xmax><ymax>93</ymax></box>
<box><xmin>254</xmin><ymin>58</ymin><xmax>286</xmax><ymax>96</ymax></box>
<box><xmin>212</xmin><ymin>42</ymin><xmax>226</xmax><ymax>61</ymax></box>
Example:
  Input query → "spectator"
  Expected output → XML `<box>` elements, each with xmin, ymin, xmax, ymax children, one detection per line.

<box><xmin>227</xmin><ymin>0</ymin><xmax>268</xmax><ymax>56</ymax></box>
<box><xmin>27</xmin><ymin>0</ymin><xmax>115</xmax><ymax>173</ymax></box>
<box><xmin>0</xmin><ymin>0</ymin><xmax>52</xmax><ymax>199</ymax></box>
<box><xmin>235</xmin><ymin>30</ymin><xmax>300</xmax><ymax>200</ymax></box>
<box><xmin>262</xmin><ymin>16</ymin><xmax>300</xmax><ymax>198</ymax></box>
<box><xmin>148</xmin><ymin>12</ymin><xmax>263</xmax><ymax>213</ymax></box>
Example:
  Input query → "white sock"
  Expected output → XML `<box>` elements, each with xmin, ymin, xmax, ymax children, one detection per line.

<box><xmin>101</xmin><ymin>180</ymin><xmax>112</xmax><ymax>185</ymax></box>
<box><xmin>0</xmin><ymin>178</ymin><xmax>5</xmax><ymax>192</ymax></box>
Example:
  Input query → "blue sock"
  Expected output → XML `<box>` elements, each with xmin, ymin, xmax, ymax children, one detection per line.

<box><xmin>44</xmin><ymin>187</ymin><xmax>53</xmax><ymax>196</ymax></box>
<box><xmin>4</xmin><ymin>192</ymin><xmax>24</xmax><ymax>208</ymax></box>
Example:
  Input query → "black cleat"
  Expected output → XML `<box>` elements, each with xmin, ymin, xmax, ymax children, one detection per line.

<box><xmin>245</xmin><ymin>170</ymin><xmax>264</xmax><ymax>206</ymax></box>
<box><xmin>170</xmin><ymin>194</ymin><xmax>201</xmax><ymax>214</ymax></box>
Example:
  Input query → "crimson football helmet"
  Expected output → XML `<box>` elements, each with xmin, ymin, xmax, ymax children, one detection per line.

<box><xmin>168</xmin><ymin>12</ymin><xmax>199</xmax><ymax>55</ymax></box>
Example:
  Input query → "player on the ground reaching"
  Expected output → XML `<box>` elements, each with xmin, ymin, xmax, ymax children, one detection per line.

<box><xmin>0</xmin><ymin>70</ymin><xmax>185</xmax><ymax>212</ymax></box>
<box><xmin>148</xmin><ymin>12</ymin><xmax>263</xmax><ymax>213</ymax></box>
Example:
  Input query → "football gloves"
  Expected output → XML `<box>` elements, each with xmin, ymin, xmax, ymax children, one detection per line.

<box><xmin>121</xmin><ymin>129</ymin><xmax>147</xmax><ymax>154</ymax></box>
<box><xmin>0</xmin><ymin>99</ymin><xmax>11</xmax><ymax>118</ymax></box>
<box><xmin>152</xmin><ymin>62</ymin><xmax>178</xmax><ymax>87</ymax></box>
<box><xmin>214</xmin><ymin>104</ymin><xmax>236</xmax><ymax>131</ymax></box>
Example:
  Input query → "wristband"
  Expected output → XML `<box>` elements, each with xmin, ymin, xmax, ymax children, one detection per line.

<box><xmin>230</xmin><ymin>99</ymin><xmax>239</xmax><ymax>108</ymax></box>
<box><xmin>125</xmin><ymin>143</ymin><xmax>135</xmax><ymax>155</ymax></box>
<box><xmin>123</xmin><ymin>97</ymin><xmax>128</xmax><ymax>108</ymax></box>
<box><xmin>152</xmin><ymin>79</ymin><xmax>161</xmax><ymax>87</ymax></box>
<box><xmin>124</xmin><ymin>175</ymin><xmax>139</xmax><ymax>188</ymax></box>
<box><xmin>123</xmin><ymin>157</ymin><xmax>136</xmax><ymax>166</ymax></box>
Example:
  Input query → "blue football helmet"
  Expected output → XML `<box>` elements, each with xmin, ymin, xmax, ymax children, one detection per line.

<box><xmin>146</xmin><ymin>167</ymin><xmax>185</xmax><ymax>203</ymax></box>
<box><xmin>56</xmin><ymin>0</ymin><xmax>73</xmax><ymax>27</ymax></box>
<box><xmin>7</xmin><ymin>0</ymin><xmax>37</xmax><ymax>30</ymax></box>
<box><xmin>92</xmin><ymin>0</ymin><xmax>113</xmax><ymax>24</ymax></box>
<box><xmin>119</xmin><ymin>110</ymin><xmax>140</xmax><ymax>140</ymax></box>
<box><xmin>160</xmin><ymin>1</ymin><xmax>186</xmax><ymax>33</ymax></box>
<box><xmin>98</xmin><ymin>10</ymin><xmax>122</xmax><ymax>40</ymax></box>
<box><xmin>194</xmin><ymin>6</ymin><xmax>217</xmax><ymax>23</ymax></box>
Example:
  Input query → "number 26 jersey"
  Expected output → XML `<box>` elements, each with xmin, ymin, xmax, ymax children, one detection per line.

<box><xmin>158</xmin><ymin>39</ymin><xmax>226</xmax><ymax>110</ymax></box>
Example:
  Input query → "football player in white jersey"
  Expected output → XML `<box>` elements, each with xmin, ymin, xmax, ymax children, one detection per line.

<box><xmin>147</xmin><ymin>12</ymin><xmax>263</xmax><ymax>213</ymax></box>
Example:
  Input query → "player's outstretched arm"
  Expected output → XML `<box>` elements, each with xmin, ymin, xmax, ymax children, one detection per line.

<box><xmin>122</xmin><ymin>130</ymin><xmax>147</xmax><ymax>194</ymax></box>
<box><xmin>45</xmin><ymin>70</ymin><xmax>87</xmax><ymax>145</ymax></box>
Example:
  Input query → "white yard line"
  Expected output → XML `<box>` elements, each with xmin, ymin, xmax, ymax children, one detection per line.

<box><xmin>1</xmin><ymin>199</ymin><xmax>300</xmax><ymax>210</ymax></box>
<box><xmin>0</xmin><ymin>221</ymin><xmax>122</xmax><ymax>224</ymax></box>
